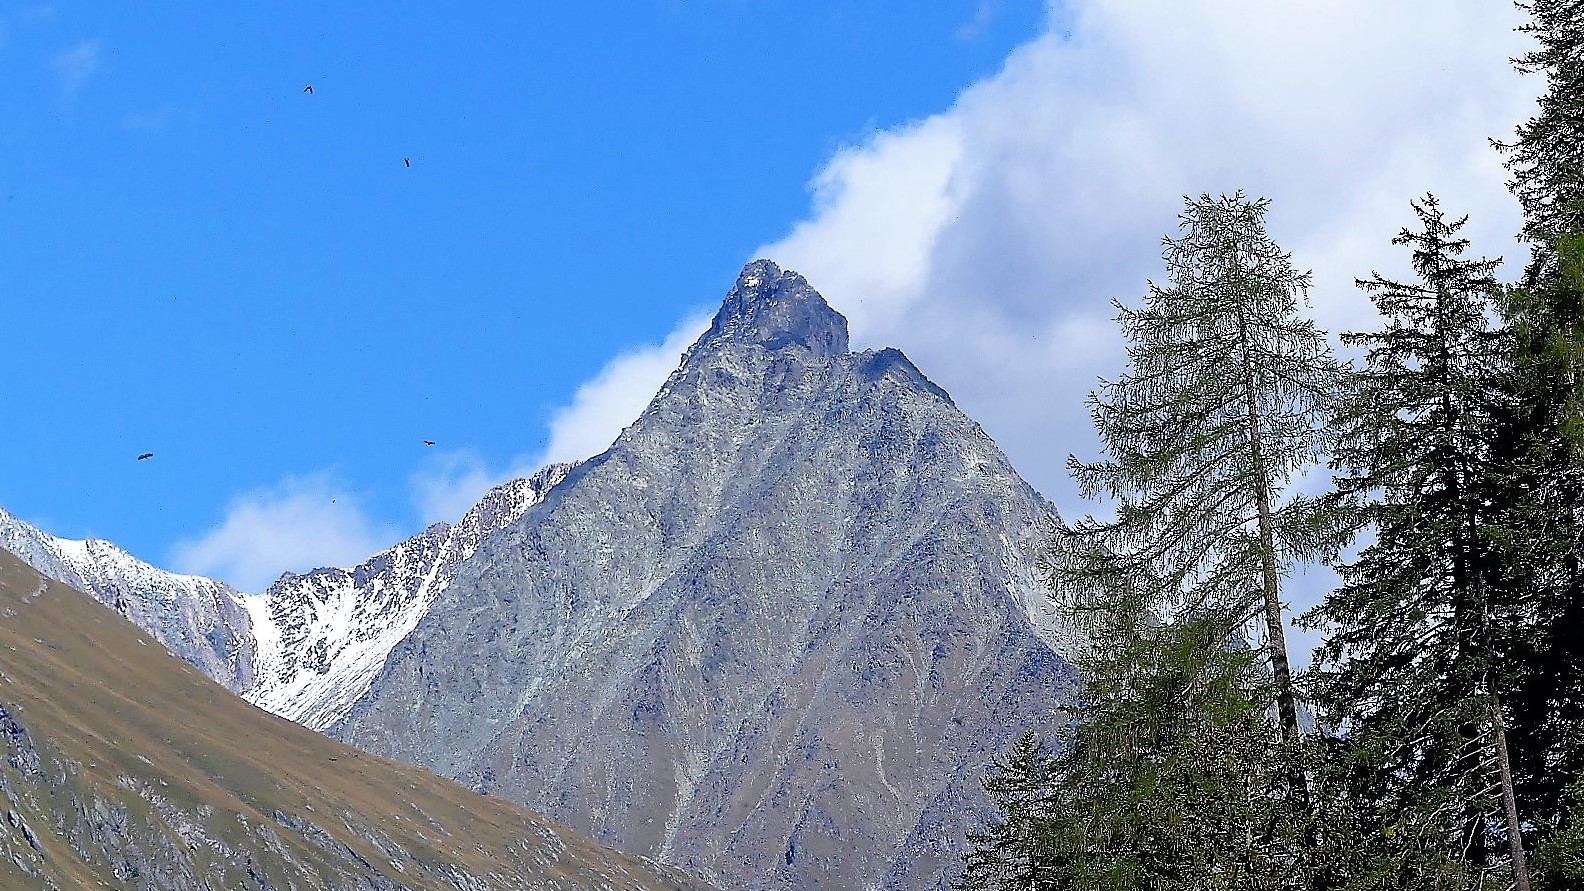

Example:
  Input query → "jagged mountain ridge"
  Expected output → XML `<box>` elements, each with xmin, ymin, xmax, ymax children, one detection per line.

<box><xmin>326</xmin><ymin>261</ymin><xmax>1075</xmax><ymax>890</ymax></box>
<box><xmin>0</xmin><ymin>544</ymin><xmax>711</xmax><ymax>891</ymax></box>
<box><xmin>244</xmin><ymin>463</ymin><xmax>572</xmax><ymax>728</ymax></box>
<box><xmin>0</xmin><ymin>463</ymin><xmax>570</xmax><ymax>730</ymax></box>
<box><xmin>0</xmin><ymin>506</ymin><xmax>257</xmax><ymax>692</ymax></box>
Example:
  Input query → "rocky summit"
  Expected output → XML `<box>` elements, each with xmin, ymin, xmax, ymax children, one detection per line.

<box><xmin>327</xmin><ymin>260</ymin><xmax>1075</xmax><ymax>890</ymax></box>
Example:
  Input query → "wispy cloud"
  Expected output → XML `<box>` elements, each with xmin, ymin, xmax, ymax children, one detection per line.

<box><xmin>51</xmin><ymin>38</ymin><xmax>100</xmax><ymax>94</ymax></box>
<box><xmin>169</xmin><ymin>473</ymin><xmax>402</xmax><ymax>592</ymax></box>
<box><xmin>956</xmin><ymin>0</ymin><xmax>1002</xmax><ymax>42</ymax></box>
<box><xmin>537</xmin><ymin>310</ymin><xmax>714</xmax><ymax>467</ymax></box>
<box><xmin>1</xmin><ymin>4</ymin><xmax>56</xmax><ymax>45</ymax></box>
<box><xmin>178</xmin><ymin>312</ymin><xmax>719</xmax><ymax>586</ymax></box>
<box><xmin>407</xmin><ymin>449</ymin><xmax>537</xmax><ymax>527</ymax></box>
<box><xmin>405</xmin><ymin>310</ymin><xmax>714</xmax><ymax>527</ymax></box>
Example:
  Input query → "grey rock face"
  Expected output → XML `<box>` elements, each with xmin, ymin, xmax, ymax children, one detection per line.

<box><xmin>0</xmin><ymin>507</ymin><xmax>256</xmax><ymax>692</ymax></box>
<box><xmin>330</xmin><ymin>260</ymin><xmax>1074</xmax><ymax>890</ymax></box>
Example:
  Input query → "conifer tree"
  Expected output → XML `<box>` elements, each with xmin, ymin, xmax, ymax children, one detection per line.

<box><xmin>1490</xmin><ymin>2</ymin><xmax>1584</xmax><ymax>876</ymax></box>
<box><xmin>1305</xmin><ymin>195</ymin><xmax>1527</xmax><ymax>890</ymax></box>
<box><xmin>957</xmin><ymin>733</ymin><xmax>1065</xmax><ymax>891</ymax></box>
<box><xmin>1487</xmin><ymin>228</ymin><xmax>1584</xmax><ymax>891</ymax></box>
<box><xmin>1061</xmin><ymin>192</ymin><xmax>1345</xmax><ymax>754</ymax></box>
<box><xmin>1502</xmin><ymin>0</ymin><xmax>1584</xmax><ymax>279</ymax></box>
<box><xmin>963</xmin><ymin>580</ymin><xmax>1305</xmax><ymax>890</ymax></box>
<box><xmin>967</xmin><ymin>193</ymin><xmax>1347</xmax><ymax>890</ymax></box>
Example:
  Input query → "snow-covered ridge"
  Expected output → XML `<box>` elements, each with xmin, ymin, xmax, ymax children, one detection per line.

<box><xmin>0</xmin><ymin>506</ymin><xmax>257</xmax><ymax>691</ymax></box>
<box><xmin>0</xmin><ymin>462</ymin><xmax>573</xmax><ymax>730</ymax></box>
<box><xmin>241</xmin><ymin>463</ymin><xmax>573</xmax><ymax>729</ymax></box>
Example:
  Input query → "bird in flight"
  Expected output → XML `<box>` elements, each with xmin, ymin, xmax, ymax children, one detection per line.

<box><xmin>302</xmin><ymin>84</ymin><xmax>314</xmax><ymax>94</ymax></box>
<box><xmin>136</xmin><ymin>453</ymin><xmax>154</xmax><ymax>461</ymax></box>
<box><xmin>403</xmin><ymin>158</ymin><xmax>411</xmax><ymax>168</ymax></box>
<box><xmin>423</xmin><ymin>440</ymin><xmax>436</xmax><ymax>446</ymax></box>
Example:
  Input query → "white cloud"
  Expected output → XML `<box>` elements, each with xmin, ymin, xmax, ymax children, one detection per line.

<box><xmin>169</xmin><ymin>474</ymin><xmax>402</xmax><ymax>592</ymax></box>
<box><xmin>407</xmin><ymin>449</ymin><xmax>545</xmax><ymax>527</ymax></box>
<box><xmin>957</xmin><ymin>0</ymin><xmax>1005</xmax><ymax>42</ymax></box>
<box><xmin>536</xmin><ymin>311</ymin><xmax>714</xmax><ymax>467</ymax></box>
<box><xmin>759</xmin><ymin>0</ymin><xmax>1533</xmax><ymax>515</ymax></box>
<box><xmin>51</xmin><ymin>39</ymin><xmax>100</xmax><ymax>94</ymax></box>
<box><xmin>401</xmin><ymin>312</ymin><xmax>714</xmax><ymax>527</ymax></box>
<box><xmin>409</xmin><ymin>451</ymin><xmax>503</xmax><ymax>527</ymax></box>
<box><xmin>753</xmin><ymin>1</ymin><xmax>1533</xmax><ymax>664</ymax></box>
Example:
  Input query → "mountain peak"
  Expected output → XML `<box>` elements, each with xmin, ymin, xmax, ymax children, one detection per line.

<box><xmin>697</xmin><ymin>259</ymin><xmax>849</xmax><ymax>356</ymax></box>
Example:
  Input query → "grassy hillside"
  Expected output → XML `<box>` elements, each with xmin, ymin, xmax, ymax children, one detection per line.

<box><xmin>0</xmin><ymin>546</ymin><xmax>711</xmax><ymax>891</ymax></box>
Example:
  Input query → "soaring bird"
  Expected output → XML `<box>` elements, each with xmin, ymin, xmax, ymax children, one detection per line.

<box><xmin>136</xmin><ymin>453</ymin><xmax>153</xmax><ymax>461</ymax></box>
<box><xmin>403</xmin><ymin>157</ymin><xmax>411</xmax><ymax>168</ymax></box>
<box><xmin>422</xmin><ymin>440</ymin><xmax>436</xmax><ymax>446</ymax></box>
<box><xmin>302</xmin><ymin>84</ymin><xmax>314</xmax><ymax>94</ymax></box>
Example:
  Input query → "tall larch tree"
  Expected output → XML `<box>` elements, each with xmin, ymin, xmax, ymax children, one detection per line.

<box><xmin>1062</xmin><ymin>192</ymin><xmax>1345</xmax><ymax>756</ymax></box>
<box><xmin>965</xmin><ymin>193</ymin><xmax>1348</xmax><ymax>890</ymax></box>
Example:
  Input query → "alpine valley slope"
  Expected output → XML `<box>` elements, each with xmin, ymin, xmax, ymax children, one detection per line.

<box><xmin>0</xmin><ymin>545</ymin><xmax>712</xmax><ymax>891</ymax></box>
<box><xmin>325</xmin><ymin>261</ymin><xmax>1076</xmax><ymax>891</ymax></box>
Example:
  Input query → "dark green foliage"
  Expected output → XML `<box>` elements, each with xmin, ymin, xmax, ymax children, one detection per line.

<box><xmin>1490</xmin><ymin>0</ymin><xmax>1584</xmax><ymax>866</ymax></box>
<box><xmin>962</xmin><ymin>614</ymin><xmax>1310</xmax><ymax>891</ymax></box>
<box><xmin>1502</xmin><ymin>0</ymin><xmax>1584</xmax><ymax>277</ymax></box>
<box><xmin>958</xmin><ymin>733</ymin><xmax>1066</xmax><ymax>890</ymax></box>
<box><xmin>1489</xmin><ymin>229</ymin><xmax>1584</xmax><ymax>855</ymax></box>
<box><xmin>1304</xmin><ymin>194</ymin><xmax>1530</xmax><ymax>890</ymax></box>
<box><xmin>1534</xmin><ymin>777</ymin><xmax>1584</xmax><ymax>888</ymax></box>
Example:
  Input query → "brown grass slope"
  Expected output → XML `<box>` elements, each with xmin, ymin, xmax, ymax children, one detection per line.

<box><xmin>0</xmin><ymin>546</ymin><xmax>712</xmax><ymax>891</ymax></box>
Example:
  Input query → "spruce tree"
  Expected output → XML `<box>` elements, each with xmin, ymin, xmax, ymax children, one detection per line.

<box><xmin>957</xmin><ymin>733</ymin><xmax>1065</xmax><ymax>891</ymax></box>
<box><xmin>1488</xmin><ymin>228</ymin><xmax>1584</xmax><ymax>891</ymax></box>
<box><xmin>1304</xmin><ymin>195</ymin><xmax>1528</xmax><ymax>890</ymax></box>
<box><xmin>1490</xmin><ymin>2</ymin><xmax>1584</xmax><ymax>876</ymax></box>
<box><xmin>1502</xmin><ymin>0</ymin><xmax>1584</xmax><ymax>279</ymax></box>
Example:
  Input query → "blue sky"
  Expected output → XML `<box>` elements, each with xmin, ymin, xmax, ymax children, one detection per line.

<box><xmin>0</xmin><ymin>1</ymin><xmax>1538</xmax><ymax>605</ymax></box>
<box><xmin>0</xmin><ymin>0</ymin><xmax>1045</xmax><ymax>582</ymax></box>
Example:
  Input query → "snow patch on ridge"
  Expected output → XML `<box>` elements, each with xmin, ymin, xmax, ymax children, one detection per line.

<box><xmin>0</xmin><ymin>464</ymin><xmax>574</xmax><ymax>730</ymax></box>
<box><xmin>242</xmin><ymin>465</ymin><xmax>572</xmax><ymax>729</ymax></box>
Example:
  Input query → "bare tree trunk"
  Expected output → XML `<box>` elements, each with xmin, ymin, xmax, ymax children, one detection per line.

<box><xmin>1237</xmin><ymin>314</ymin><xmax>1303</xmax><ymax>749</ymax></box>
<box><xmin>1238</xmin><ymin>312</ymin><xmax>1315</xmax><ymax>890</ymax></box>
<box><xmin>1488</xmin><ymin>685</ymin><xmax>1533</xmax><ymax>891</ymax></box>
